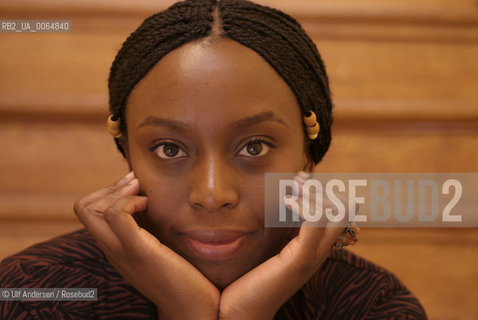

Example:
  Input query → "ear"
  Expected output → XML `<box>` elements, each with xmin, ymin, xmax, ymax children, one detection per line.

<box><xmin>117</xmin><ymin>136</ymin><xmax>133</xmax><ymax>171</ymax></box>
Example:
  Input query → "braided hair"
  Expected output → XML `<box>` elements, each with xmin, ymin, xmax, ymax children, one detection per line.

<box><xmin>108</xmin><ymin>0</ymin><xmax>333</xmax><ymax>164</ymax></box>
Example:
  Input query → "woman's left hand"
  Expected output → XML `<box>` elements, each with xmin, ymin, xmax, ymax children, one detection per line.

<box><xmin>218</xmin><ymin>174</ymin><xmax>346</xmax><ymax>320</ymax></box>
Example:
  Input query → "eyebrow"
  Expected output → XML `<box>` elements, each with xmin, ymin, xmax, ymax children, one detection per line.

<box><xmin>232</xmin><ymin>111</ymin><xmax>288</xmax><ymax>129</ymax></box>
<box><xmin>137</xmin><ymin>116</ymin><xmax>188</xmax><ymax>131</ymax></box>
<box><xmin>137</xmin><ymin>111</ymin><xmax>288</xmax><ymax>130</ymax></box>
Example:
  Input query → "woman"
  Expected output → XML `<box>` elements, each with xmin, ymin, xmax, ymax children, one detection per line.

<box><xmin>0</xmin><ymin>0</ymin><xmax>427</xmax><ymax>318</ymax></box>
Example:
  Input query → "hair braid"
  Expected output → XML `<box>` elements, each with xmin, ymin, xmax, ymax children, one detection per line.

<box><xmin>108</xmin><ymin>0</ymin><xmax>216</xmax><ymax>156</ymax></box>
<box><xmin>108</xmin><ymin>0</ymin><xmax>333</xmax><ymax>163</ymax></box>
<box><xmin>218</xmin><ymin>1</ymin><xmax>333</xmax><ymax>163</ymax></box>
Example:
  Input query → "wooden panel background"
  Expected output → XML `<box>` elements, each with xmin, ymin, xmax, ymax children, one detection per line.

<box><xmin>1</xmin><ymin>0</ymin><xmax>477</xmax><ymax>319</ymax></box>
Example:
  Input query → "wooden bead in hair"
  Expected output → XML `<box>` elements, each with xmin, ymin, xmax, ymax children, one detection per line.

<box><xmin>303</xmin><ymin>111</ymin><xmax>320</xmax><ymax>140</ymax></box>
<box><xmin>303</xmin><ymin>111</ymin><xmax>317</xmax><ymax>127</ymax></box>
<box><xmin>107</xmin><ymin>115</ymin><xmax>122</xmax><ymax>138</ymax></box>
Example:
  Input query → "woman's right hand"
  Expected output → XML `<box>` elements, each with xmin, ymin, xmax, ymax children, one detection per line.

<box><xmin>73</xmin><ymin>172</ymin><xmax>220</xmax><ymax>320</ymax></box>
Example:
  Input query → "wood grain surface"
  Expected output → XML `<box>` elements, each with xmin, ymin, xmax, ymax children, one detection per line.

<box><xmin>1</xmin><ymin>0</ymin><xmax>477</xmax><ymax>319</ymax></box>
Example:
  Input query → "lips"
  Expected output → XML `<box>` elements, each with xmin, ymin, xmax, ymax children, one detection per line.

<box><xmin>181</xmin><ymin>230</ymin><xmax>252</xmax><ymax>261</ymax></box>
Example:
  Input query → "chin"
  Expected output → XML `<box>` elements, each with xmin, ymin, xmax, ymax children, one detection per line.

<box><xmin>210</xmin><ymin>274</ymin><xmax>235</xmax><ymax>290</ymax></box>
<box><xmin>192</xmin><ymin>257</ymin><xmax>255</xmax><ymax>290</ymax></box>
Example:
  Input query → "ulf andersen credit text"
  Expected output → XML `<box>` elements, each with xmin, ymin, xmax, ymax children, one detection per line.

<box><xmin>0</xmin><ymin>288</ymin><xmax>97</xmax><ymax>301</ymax></box>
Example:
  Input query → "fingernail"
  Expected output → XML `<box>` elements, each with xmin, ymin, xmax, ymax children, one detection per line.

<box><xmin>120</xmin><ymin>179</ymin><xmax>138</xmax><ymax>193</ymax></box>
<box><xmin>125</xmin><ymin>171</ymin><xmax>135</xmax><ymax>179</ymax></box>
<box><xmin>298</xmin><ymin>171</ymin><xmax>311</xmax><ymax>179</ymax></box>
<box><xmin>127</xmin><ymin>178</ymin><xmax>138</xmax><ymax>186</ymax></box>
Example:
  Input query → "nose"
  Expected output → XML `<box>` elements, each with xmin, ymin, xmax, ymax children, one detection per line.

<box><xmin>188</xmin><ymin>155</ymin><xmax>239</xmax><ymax>212</ymax></box>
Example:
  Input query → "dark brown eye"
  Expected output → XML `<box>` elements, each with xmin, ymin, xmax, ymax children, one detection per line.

<box><xmin>154</xmin><ymin>142</ymin><xmax>187</xmax><ymax>159</ymax></box>
<box><xmin>238</xmin><ymin>140</ymin><xmax>273</xmax><ymax>157</ymax></box>
<box><xmin>247</xmin><ymin>142</ymin><xmax>263</xmax><ymax>156</ymax></box>
<box><xmin>163</xmin><ymin>143</ymin><xmax>179</xmax><ymax>157</ymax></box>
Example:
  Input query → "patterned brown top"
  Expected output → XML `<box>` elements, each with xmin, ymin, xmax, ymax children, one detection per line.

<box><xmin>0</xmin><ymin>229</ymin><xmax>427</xmax><ymax>319</ymax></box>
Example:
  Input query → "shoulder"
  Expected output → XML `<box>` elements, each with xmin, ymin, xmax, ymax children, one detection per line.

<box><xmin>2</xmin><ymin>229</ymin><xmax>102</xmax><ymax>263</ymax></box>
<box><xmin>323</xmin><ymin>247</ymin><xmax>393</xmax><ymax>278</ymax></box>
<box><xmin>0</xmin><ymin>229</ymin><xmax>113</xmax><ymax>286</ymax></box>
<box><xmin>286</xmin><ymin>249</ymin><xmax>427</xmax><ymax>319</ymax></box>
<box><xmin>0</xmin><ymin>229</ymin><xmax>156</xmax><ymax>319</ymax></box>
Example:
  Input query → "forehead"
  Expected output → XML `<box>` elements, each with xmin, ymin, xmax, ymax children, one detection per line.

<box><xmin>125</xmin><ymin>37</ymin><xmax>301</xmax><ymax>127</ymax></box>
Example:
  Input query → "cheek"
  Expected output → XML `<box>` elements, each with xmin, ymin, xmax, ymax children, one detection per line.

<box><xmin>138</xmin><ymin>176</ymin><xmax>186</xmax><ymax>224</ymax></box>
<box><xmin>239</xmin><ymin>174</ymin><xmax>265</xmax><ymax>216</ymax></box>
<box><xmin>129</xmin><ymin>151</ymin><xmax>184</xmax><ymax>221</ymax></box>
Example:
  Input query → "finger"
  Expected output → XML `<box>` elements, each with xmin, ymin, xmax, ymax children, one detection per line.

<box><xmin>316</xmin><ymin>223</ymin><xmax>345</xmax><ymax>255</ymax></box>
<box><xmin>103</xmin><ymin>193</ymin><xmax>150</xmax><ymax>253</ymax></box>
<box><xmin>288</xmin><ymin>196</ymin><xmax>346</xmax><ymax>255</ymax></box>
<box><xmin>85</xmin><ymin>177</ymin><xmax>143</xmax><ymax>216</ymax></box>
<box><xmin>75</xmin><ymin>178</ymin><xmax>139</xmax><ymax>226</ymax></box>
<box><xmin>293</xmin><ymin>221</ymin><xmax>345</xmax><ymax>267</ymax></box>
<box><xmin>285</xmin><ymin>193</ymin><xmax>326</xmax><ymax>238</ymax></box>
<box><xmin>289</xmin><ymin>171</ymin><xmax>349</xmax><ymax>251</ymax></box>
<box><xmin>80</xmin><ymin>172</ymin><xmax>136</xmax><ymax>211</ymax></box>
<box><xmin>73</xmin><ymin>171</ymin><xmax>135</xmax><ymax>216</ymax></box>
<box><xmin>284</xmin><ymin>194</ymin><xmax>324</xmax><ymax>225</ymax></box>
<box><xmin>282</xmin><ymin>196</ymin><xmax>324</xmax><ymax>255</ymax></box>
<box><xmin>76</xmin><ymin>205</ymin><xmax>121</xmax><ymax>250</ymax></box>
<box><xmin>293</xmin><ymin>171</ymin><xmax>312</xmax><ymax>199</ymax></box>
<box><xmin>75</xmin><ymin>176</ymin><xmax>139</xmax><ymax>250</ymax></box>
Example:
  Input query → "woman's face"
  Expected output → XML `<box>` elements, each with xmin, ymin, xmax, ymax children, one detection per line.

<box><xmin>123</xmin><ymin>38</ymin><xmax>308</xmax><ymax>288</ymax></box>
